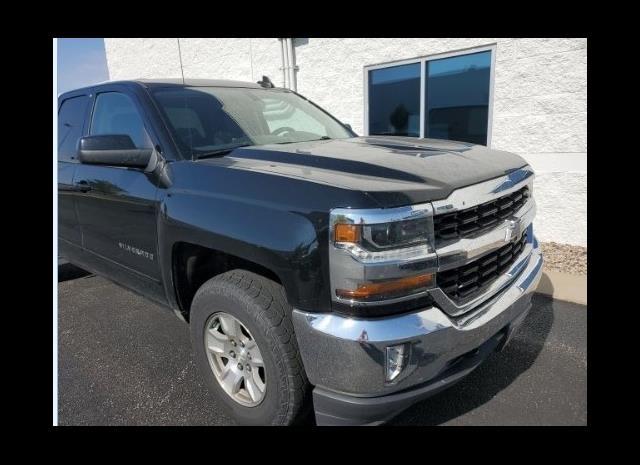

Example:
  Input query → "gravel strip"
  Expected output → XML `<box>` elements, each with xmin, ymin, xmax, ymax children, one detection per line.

<box><xmin>540</xmin><ymin>242</ymin><xmax>587</xmax><ymax>275</ymax></box>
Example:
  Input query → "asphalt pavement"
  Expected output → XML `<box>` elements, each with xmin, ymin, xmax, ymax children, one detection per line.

<box><xmin>57</xmin><ymin>264</ymin><xmax>587</xmax><ymax>426</ymax></box>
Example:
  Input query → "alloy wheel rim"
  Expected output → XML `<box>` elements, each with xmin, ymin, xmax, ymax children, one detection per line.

<box><xmin>204</xmin><ymin>312</ymin><xmax>266</xmax><ymax>407</ymax></box>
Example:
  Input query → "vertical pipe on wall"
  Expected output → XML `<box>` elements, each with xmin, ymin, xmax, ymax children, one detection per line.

<box><xmin>278</xmin><ymin>38</ymin><xmax>298</xmax><ymax>91</ymax></box>
<box><xmin>286</xmin><ymin>38</ymin><xmax>297</xmax><ymax>92</ymax></box>
<box><xmin>284</xmin><ymin>39</ymin><xmax>293</xmax><ymax>90</ymax></box>
<box><xmin>279</xmin><ymin>38</ymin><xmax>288</xmax><ymax>88</ymax></box>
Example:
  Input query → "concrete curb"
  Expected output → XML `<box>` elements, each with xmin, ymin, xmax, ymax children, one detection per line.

<box><xmin>536</xmin><ymin>269</ymin><xmax>587</xmax><ymax>305</ymax></box>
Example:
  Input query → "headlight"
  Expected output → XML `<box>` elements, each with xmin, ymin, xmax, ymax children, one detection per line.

<box><xmin>329</xmin><ymin>204</ymin><xmax>437</xmax><ymax>309</ymax></box>
<box><xmin>336</xmin><ymin>217</ymin><xmax>432</xmax><ymax>251</ymax></box>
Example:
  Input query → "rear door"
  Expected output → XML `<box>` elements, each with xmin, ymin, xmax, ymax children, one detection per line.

<box><xmin>58</xmin><ymin>93</ymin><xmax>91</xmax><ymax>255</ymax></box>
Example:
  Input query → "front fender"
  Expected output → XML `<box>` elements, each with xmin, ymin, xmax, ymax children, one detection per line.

<box><xmin>158</xmin><ymin>188</ymin><xmax>328</xmax><ymax>312</ymax></box>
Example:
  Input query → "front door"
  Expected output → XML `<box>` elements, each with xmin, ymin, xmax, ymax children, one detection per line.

<box><xmin>73</xmin><ymin>87</ymin><xmax>163</xmax><ymax>299</ymax></box>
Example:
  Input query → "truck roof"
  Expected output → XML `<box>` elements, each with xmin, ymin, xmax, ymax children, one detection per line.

<box><xmin>59</xmin><ymin>78</ymin><xmax>268</xmax><ymax>100</ymax></box>
<box><xmin>135</xmin><ymin>78</ymin><xmax>265</xmax><ymax>89</ymax></box>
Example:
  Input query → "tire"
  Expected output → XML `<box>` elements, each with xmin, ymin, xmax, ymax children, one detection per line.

<box><xmin>190</xmin><ymin>269</ymin><xmax>311</xmax><ymax>425</ymax></box>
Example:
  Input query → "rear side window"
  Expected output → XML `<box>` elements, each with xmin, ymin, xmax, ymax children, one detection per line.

<box><xmin>58</xmin><ymin>95</ymin><xmax>90</xmax><ymax>162</ymax></box>
<box><xmin>90</xmin><ymin>92</ymin><xmax>151</xmax><ymax>148</ymax></box>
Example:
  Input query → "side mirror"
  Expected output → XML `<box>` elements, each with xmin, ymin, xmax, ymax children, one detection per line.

<box><xmin>344</xmin><ymin>123</ymin><xmax>353</xmax><ymax>131</ymax></box>
<box><xmin>78</xmin><ymin>135</ymin><xmax>154</xmax><ymax>169</ymax></box>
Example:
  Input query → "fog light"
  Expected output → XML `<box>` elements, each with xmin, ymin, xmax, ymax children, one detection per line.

<box><xmin>385</xmin><ymin>343</ymin><xmax>410</xmax><ymax>383</ymax></box>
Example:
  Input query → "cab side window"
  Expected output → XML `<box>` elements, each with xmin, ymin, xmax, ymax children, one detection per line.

<box><xmin>90</xmin><ymin>92</ymin><xmax>151</xmax><ymax>148</ymax></box>
<box><xmin>58</xmin><ymin>95</ymin><xmax>90</xmax><ymax>162</ymax></box>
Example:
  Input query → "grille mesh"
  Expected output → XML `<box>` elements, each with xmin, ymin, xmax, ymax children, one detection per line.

<box><xmin>433</xmin><ymin>187</ymin><xmax>530</xmax><ymax>244</ymax></box>
<box><xmin>437</xmin><ymin>232</ymin><xmax>528</xmax><ymax>302</ymax></box>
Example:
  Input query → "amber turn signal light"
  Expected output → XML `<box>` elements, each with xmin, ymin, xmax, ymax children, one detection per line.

<box><xmin>334</xmin><ymin>223</ymin><xmax>361</xmax><ymax>243</ymax></box>
<box><xmin>336</xmin><ymin>273</ymin><xmax>434</xmax><ymax>301</ymax></box>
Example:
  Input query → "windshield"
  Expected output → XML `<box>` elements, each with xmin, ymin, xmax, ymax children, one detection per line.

<box><xmin>150</xmin><ymin>86</ymin><xmax>353</xmax><ymax>159</ymax></box>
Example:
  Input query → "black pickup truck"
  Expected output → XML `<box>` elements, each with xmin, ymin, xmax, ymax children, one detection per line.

<box><xmin>58</xmin><ymin>78</ymin><xmax>543</xmax><ymax>426</ymax></box>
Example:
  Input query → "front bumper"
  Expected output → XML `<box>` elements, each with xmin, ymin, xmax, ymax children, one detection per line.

<box><xmin>291</xmin><ymin>235</ymin><xmax>543</xmax><ymax>426</ymax></box>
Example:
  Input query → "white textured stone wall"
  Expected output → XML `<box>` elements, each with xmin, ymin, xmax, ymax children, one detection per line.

<box><xmin>105</xmin><ymin>38</ymin><xmax>283</xmax><ymax>85</ymax></box>
<box><xmin>104</xmin><ymin>38</ymin><xmax>587</xmax><ymax>246</ymax></box>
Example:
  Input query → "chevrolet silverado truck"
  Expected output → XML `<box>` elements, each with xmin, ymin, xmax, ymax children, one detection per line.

<box><xmin>57</xmin><ymin>78</ymin><xmax>543</xmax><ymax>426</ymax></box>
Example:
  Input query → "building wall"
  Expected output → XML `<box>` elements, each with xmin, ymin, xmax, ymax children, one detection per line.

<box><xmin>104</xmin><ymin>38</ymin><xmax>587</xmax><ymax>247</ymax></box>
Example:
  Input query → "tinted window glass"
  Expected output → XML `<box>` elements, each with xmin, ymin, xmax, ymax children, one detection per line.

<box><xmin>90</xmin><ymin>92</ymin><xmax>150</xmax><ymax>148</ymax></box>
<box><xmin>368</xmin><ymin>63</ymin><xmax>420</xmax><ymax>137</ymax></box>
<box><xmin>425</xmin><ymin>51</ymin><xmax>491</xmax><ymax>145</ymax></box>
<box><xmin>58</xmin><ymin>95</ymin><xmax>90</xmax><ymax>161</ymax></box>
<box><xmin>151</xmin><ymin>87</ymin><xmax>351</xmax><ymax>159</ymax></box>
<box><xmin>260</xmin><ymin>96</ymin><xmax>328</xmax><ymax>137</ymax></box>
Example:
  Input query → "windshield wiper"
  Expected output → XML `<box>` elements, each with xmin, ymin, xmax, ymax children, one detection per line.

<box><xmin>273</xmin><ymin>136</ymin><xmax>333</xmax><ymax>145</ymax></box>
<box><xmin>195</xmin><ymin>143</ymin><xmax>253</xmax><ymax>159</ymax></box>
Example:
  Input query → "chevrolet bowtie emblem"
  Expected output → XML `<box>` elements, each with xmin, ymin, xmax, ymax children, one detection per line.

<box><xmin>504</xmin><ymin>219</ymin><xmax>520</xmax><ymax>242</ymax></box>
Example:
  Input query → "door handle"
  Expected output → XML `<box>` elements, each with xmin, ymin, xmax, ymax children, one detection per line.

<box><xmin>74</xmin><ymin>181</ymin><xmax>92</xmax><ymax>193</ymax></box>
<box><xmin>58</xmin><ymin>183</ymin><xmax>89</xmax><ymax>193</ymax></box>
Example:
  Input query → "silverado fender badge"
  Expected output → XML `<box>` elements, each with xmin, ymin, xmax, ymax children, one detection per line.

<box><xmin>118</xmin><ymin>242</ymin><xmax>154</xmax><ymax>261</ymax></box>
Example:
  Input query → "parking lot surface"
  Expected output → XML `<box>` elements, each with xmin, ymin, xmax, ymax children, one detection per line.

<box><xmin>58</xmin><ymin>265</ymin><xmax>587</xmax><ymax>426</ymax></box>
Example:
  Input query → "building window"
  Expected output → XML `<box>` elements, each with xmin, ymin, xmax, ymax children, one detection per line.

<box><xmin>368</xmin><ymin>63</ymin><xmax>421</xmax><ymax>137</ymax></box>
<box><xmin>366</xmin><ymin>47</ymin><xmax>494</xmax><ymax>145</ymax></box>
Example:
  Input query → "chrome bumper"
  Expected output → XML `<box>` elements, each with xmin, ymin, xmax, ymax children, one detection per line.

<box><xmin>291</xmin><ymin>235</ymin><xmax>543</xmax><ymax>424</ymax></box>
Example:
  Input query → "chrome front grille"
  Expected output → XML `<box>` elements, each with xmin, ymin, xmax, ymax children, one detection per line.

<box><xmin>433</xmin><ymin>186</ymin><xmax>530</xmax><ymax>245</ymax></box>
<box><xmin>437</xmin><ymin>231</ymin><xmax>528</xmax><ymax>302</ymax></box>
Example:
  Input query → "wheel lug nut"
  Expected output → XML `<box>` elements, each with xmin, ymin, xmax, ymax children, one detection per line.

<box><xmin>246</xmin><ymin>365</ymin><xmax>252</xmax><ymax>372</ymax></box>
<box><xmin>229</xmin><ymin>351</ymin><xmax>236</xmax><ymax>358</ymax></box>
<box><xmin>230</xmin><ymin>340</ymin><xmax>237</xmax><ymax>347</ymax></box>
<box><xmin>237</xmin><ymin>363</ymin><xmax>243</xmax><ymax>370</ymax></box>
<box><xmin>240</xmin><ymin>341</ymin><xmax>245</xmax><ymax>348</ymax></box>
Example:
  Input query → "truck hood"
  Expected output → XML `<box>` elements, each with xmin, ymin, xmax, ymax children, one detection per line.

<box><xmin>197</xmin><ymin>136</ymin><xmax>529</xmax><ymax>207</ymax></box>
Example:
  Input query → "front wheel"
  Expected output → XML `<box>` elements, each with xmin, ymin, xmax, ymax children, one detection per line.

<box><xmin>190</xmin><ymin>270</ymin><xmax>311</xmax><ymax>425</ymax></box>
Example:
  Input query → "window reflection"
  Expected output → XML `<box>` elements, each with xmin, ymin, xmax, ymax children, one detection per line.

<box><xmin>367</xmin><ymin>50</ymin><xmax>492</xmax><ymax>145</ymax></box>
<box><xmin>368</xmin><ymin>63</ymin><xmax>420</xmax><ymax>137</ymax></box>
<box><xmin>426</xmin><ymin>51</ymin><xmax>491</xmax><ymax>145</ymax></box>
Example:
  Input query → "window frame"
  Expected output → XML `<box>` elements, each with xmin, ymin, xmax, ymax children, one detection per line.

<box><xmin>363</xmin><ymin>44</ymin><xmax>496</xmax><ymax>146</ymax></box>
